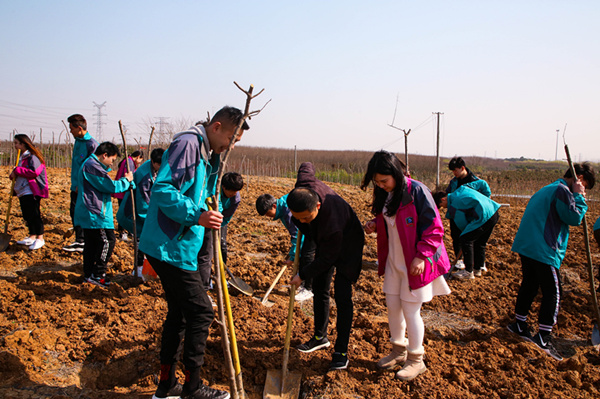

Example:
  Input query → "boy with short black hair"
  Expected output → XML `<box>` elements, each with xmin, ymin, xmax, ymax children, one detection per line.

<box><xmin>256</xmin><ymin>193</ymin><xmax>313</xmax><ymax>301</ymax></box>
<box><xmin>117</xmin><ymin>148</ymin><xmax>164</xmax><ymax>277</ymax></box>
<box><xmin>64</xmin><ymin>114</ymin><xmax>98</xmax><ymax>252</ymax></box>
<box><xmin>75</xmin><ymin>142</ymin><xmax>134</xmax><ymax>287</ymax></box>
<box><xmin>287</xmin><ymin>162</ymin><xmax>365</xmax><ymax>371</ymax></box>
<box><xmin>507</xmin><ymin>162</ymin><xmax>595</xmax><ymax>361</ymax></box>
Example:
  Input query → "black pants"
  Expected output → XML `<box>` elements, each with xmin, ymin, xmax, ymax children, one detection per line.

<box><xmin>312</xmin><ymin>266</ymin><xmax>353</xmax><ymax>354</ymax></box>
<box><xmin>18</xmin><ymin>195</ymin><xmax>44</xmax><ymax>236</ymax></box>
<box><xmin>116</xmin><ymin>198</ymin><xmax>124</xmax><ymax>233</ymax></box>
<box><xmin>70</xmin><ymin>191</ymin><xmax>84</xmax><ymax>243</ymax></box>
<box><xmin>197</xmin><ymin>228</ymin><xmax>214</xmax><ymax>290</ymax></box>
<box><xmin>449</xmin><ymin>219</ymin><xmax>462</xmax><ymax>257</ymax></box>
<box><xmin>147</xmin><ymin>255</ymin><xmax>214</xmax><ymax>369</ymax></box>
<box><xmin>515</xmin><ymin>254</ymin><xmax>562</xmax><ymax>333</ymax></box>
<box><xmin>460</xmin><ymin>211</ymin><xmax>499</xmax><ymax>273</ymax></box>
<box><xmin>83</xmin><ymin>228</ymin><xmax>116</xmax><ymax>278</ymax></box>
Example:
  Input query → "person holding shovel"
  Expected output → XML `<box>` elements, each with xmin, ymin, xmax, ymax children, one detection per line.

<box><xmin>63</xmin><ymin>114</ymin><xmax>98</xmax><ymax>253</ymax></box>
<box><xmin>432</xmin><ymin>185</ymin><xmax>500</xmax><ymax>280</ymax></box>
<box><xmin>10</xmin><ymin>134</ymin><xmax>48</xmax><ymax>250</ymax></box>
<box><xmin>507</xmin><ymin>162</ymin><xmax>595</xmax><ymax>361</ymax></box>
<box><xmin>113</xmin><ymin>150</ymin><xmax>144</xmax><ymax>241</ymax></box>
<box><xmin>139</xmin><ymin>106</ymin><xmax>248</xmax><ymax>399</ymax></box>
<box><xmin>255</xmin><ymin>193</ymin><xmax>314</xmax><ymax>301</ymax></box>
<box><xmin>116</xmin><ymin>148</ymin><xmax>164</xmax><ymax>278</ymax></box>
<box><xmin>287</xmin><ymin>162</ymin><xmax>365</xmax><ymax>371</ymax></box>
<box><xmin>362</xmin><ymin>151</ymin><xmax>451</xmax><ymax>381</ymax></box>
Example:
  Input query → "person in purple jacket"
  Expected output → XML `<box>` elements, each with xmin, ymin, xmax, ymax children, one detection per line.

<box><xmin>10</xmin><ymin>134</ymin><xmax>49</xmax><ymax>250</ymax></box>
<box><xmin>113</xmin><ymin>150</ymin><xmax>144</xmax><ymax>241</ymax></box>
<box><xmin>362</xmin><ymin>151</ymin><xmax>451</xmax><ymax>381</ymax></box>
<box><xmin>288</xmin><ymin>162</ymin><xmax>365</xmax><ymax>371</ymax></box>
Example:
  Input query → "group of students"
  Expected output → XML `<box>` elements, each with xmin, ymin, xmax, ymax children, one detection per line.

<box><xmin>6</xmin><ymin>107</ymin><xmax>599</xmax><ymax>399</ymax></box>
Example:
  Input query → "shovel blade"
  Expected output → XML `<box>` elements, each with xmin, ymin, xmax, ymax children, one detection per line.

<box><xmin>263</xmin><ymin>369</ymin><xmax>301</xmax><ymax>399</ymax></box>
<box><xmin>593</xmin><ymin>324</ymin><xmax>600</xmax><ymax>346</ymax></box>
<box><xmin>229</xmin><ymin>277</ymin><xmax>254</xmax><ymax>296</ymax></box>
<box><xmin>0</xmin><ymin>233</ymin><xmax>11</xmax><ymax>252</ymax></box>
<box><xmin>63</xmin><ymin>227</ymin><xmax>75</xmax><ymax>239</ymax></box>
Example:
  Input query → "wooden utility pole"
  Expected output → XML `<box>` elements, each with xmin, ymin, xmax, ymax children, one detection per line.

<box><xmin>433</xmin><ymin>112</ymin><xmax>444</xmax><ymax>188</ymax></box>
<box><xmin>387</xmin><ymin>95</ymin><xmax>412</xmax><ymax>170</ymax></box>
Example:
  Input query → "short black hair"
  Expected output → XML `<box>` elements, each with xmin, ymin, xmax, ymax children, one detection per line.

<box><xmin>448</xmin><ymin>156</ymin><xmax>466</xmax><ymax>171</ymax></box>
<box><xmin>564</xmin><ymin>162</ymin><xmax>596</xmax><ymax>190</ymax></box>
<box><xmin>222</xmin><ymin>172</ymin><xmax>244</xmax><ymax>191</ymax></box>
<box><xmin>432</xmin><ymin>191</ymin><xmax>448</xmax><ymax>208</ymax></box>
<box><xmin>131</xmin><ymin>150</ymin><xmax>143</xmax><ymax>158</ymax></box>
<box><xmin>287</xmin><ymin>187</ymin><xmax>319</xmax><ymax>213</ymax></box>
<box><xmin>67</xmin><ymin>114</ymin><xmax>87</xmax><ymax>130</ymax></box>
<box><xmin>209</xmin><ymin>106</ymin><xmax>250</xmax><ymax>131</ymax></box>
<box><xmin>256</xmin><ymin>194</ymin><xmax>277</xmax><ymax>216</ymax></box>
<box><xmin>151</xmin><ymin>148</ymin><xmax>164</xmax><ymax>164</ymax></box>
<box><xmin>95</xmin><ymin>141</ymin><xmax>120</xmax><ymax>157</ymax></box>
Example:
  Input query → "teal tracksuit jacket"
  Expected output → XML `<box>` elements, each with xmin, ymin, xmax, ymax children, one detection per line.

<box><xmin>447</xmin><ymin>185</ymin><xmax>501</xmax><ymax>235</ymax></box>
<box><xmin>70</xmin><ymin>132</ymin><xmax>98</xmax><ymax>192</ymax></box>
<box><xmin>139</xmin><ymin>126</ymin><xmax>219</xmax><ymax>271</ymax></box>
<box><xmin>117</xmin><ymin>160</ymin><xmax>155</xmax><ymax>235</ymax></box>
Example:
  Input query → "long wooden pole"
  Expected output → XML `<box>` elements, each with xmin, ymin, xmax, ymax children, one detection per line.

<box><xmin>118</xmin><ymin>121</ymin><xmax>138</xmax><ymax>272</ymax></box>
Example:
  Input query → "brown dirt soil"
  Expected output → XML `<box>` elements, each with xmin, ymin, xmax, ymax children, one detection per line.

<box><xmin>1</xmin><ymin>167</ymin><xmax>600</xmax><ymax>399</ymax></box>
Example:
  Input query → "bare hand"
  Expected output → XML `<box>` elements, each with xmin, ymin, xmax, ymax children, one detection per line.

<box><xmin>364</xmin><ymin>220</ymin><xmax>376</xmax><ymax>234</ymax></box>
<box><xmin>284</xmin><ymin>259</ymin><xmax>294</xmax><ymax>266</ymax></box>
<box><xmin>572</xmin><ymin>178</ymin><xmax>586</xmax><ymax>196</ymax></box>
<box><xmin>198</xmin><ymin>210</ymin><xmax>223</xmax><ymax>229</ymax></box>
<box><xmin>290</xmin><ymin>274</ymin><xmax>302</xmax><ymax>288</ymax></box>
<box><xmin>124</xmin><ymin>172</ymin><xmax>134</xmax><ymax>182</ymax></box>
<box><xmin>409</xmin><ymin>257</ymin><xmax>425</xmax><ymax>276</ymax></box>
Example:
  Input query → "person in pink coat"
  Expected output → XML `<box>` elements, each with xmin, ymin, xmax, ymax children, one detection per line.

<box><xmin>362</xmin><ymin>151</ymin><xmax>451</xmax><ymax>381</ymax></box>
<box><xmin>10</xmin><ymin>134</ymin><xmax>49</xmax><ymax>250</ymax></box>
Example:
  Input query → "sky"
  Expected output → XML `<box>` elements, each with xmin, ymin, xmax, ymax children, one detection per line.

<box><xmin>1</xmin><ymin>1</ymin><xmax>599</xmax><ymax>161</ymax></box>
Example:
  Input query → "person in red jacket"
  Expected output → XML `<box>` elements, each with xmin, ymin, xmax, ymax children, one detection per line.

<box><xmin>362</xmin><ymin>151</ymin><xmax>451</xmax><ymax>381</ymax></box>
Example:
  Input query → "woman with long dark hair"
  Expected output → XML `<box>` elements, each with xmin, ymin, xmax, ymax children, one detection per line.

<box><xmin>361</xmin><ymin>150</ymin><xmax>451</xmax><ymax>381</ymax></box>
<box><xmin>10</xmin><ymin>134</ymin><xmax>49</xmax><ymax>250</ymax></box>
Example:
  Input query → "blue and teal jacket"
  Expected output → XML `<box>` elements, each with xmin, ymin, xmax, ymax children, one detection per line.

<box><xmin>70</xmin><ymin>132</ymin><xmax>98</xmax><ymax>192</ymax></box>
<box><xmin>220</xmin><ymin>191</ymin><xmax>241</xmax><ymax>226</ymax></box>
<box><xmin>117</xmin><ymin>160</ymin><xmax>156</xmax><ymax>235</ymax></box>
<box><xmin>445</xmin><ymin>168</ymin><xmax>491</xmax><ymax>197</ymax></box>
<box><xmin>74</xmin><ymin>154</ymin><xmax>133</xmax><ymax>229</ymax></box>
<box><xmin>512</xmin><ymin>179</ymin><xmax>587</xmax><ymax>269</ymax></box>
<box><xmin>139</xmin><ymin>125</ymin><xmax>220</xmax><ymax>271</ymax></box>
<box><xmin>594</xmin><ymin>216</ymin><xmax>600</xmax><ymax>232</ymax></box>
<box><xmin>447</xmin><ymin>185</ymin><xmax>501</xmax><ymax>235</ymax></box>
<box><xmin>274</xmin><ymin>193</ymin><xmax>303</xmax><ymax>261</ymax></box>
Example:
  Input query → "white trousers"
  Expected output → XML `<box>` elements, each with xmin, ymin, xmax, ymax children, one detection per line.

<box><xmin>386</xmin><ymin>293</ymin><xmax>425</xmax><ymax>354</ymax></box>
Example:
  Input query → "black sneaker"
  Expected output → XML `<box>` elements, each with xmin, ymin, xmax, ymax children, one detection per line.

<box><xmin>531</xmin><ymin>333</ymin><xmax>563</xmax><ymax>361</ymax></box>
<box><xmin>296</xmin><ymin>336</ymin><xmax>330</xmax><ymax>353</ymax></box>
<box><xmin>329</xmin><ymin>352</ymin><xmax>348</xmax><ymax>370</ymax></box>
<box><xmin>181</xmin><ymin>384</ymin><xmax>230</xmax><ymax>399</ymax></box>
<box><xmin>63</xmin><ymin>242</ymin><xmax>84</xmax><ymax>253</ymax></box>
<box><xmin>507</xmin><ymin>321</ymin><xmax>533</xmax><ymax>342</ymax></box>
<box><xmin>152</xmin><ymin>382</ymin><xmax>183</xmax><ymax>399</ymax></box>
<box><xmin>87</xmin><ymin>274</ymin><xmax>111</xmax><ymax>288</ymax></box>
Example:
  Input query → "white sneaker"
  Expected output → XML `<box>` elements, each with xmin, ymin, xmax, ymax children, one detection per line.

<box><xmin>120</xmin><ymin>232</ymin><xmax>129</xmax><ymax>241</ymax></box>
<box><xmin>455</xmin><ymin>259</ymin><xmax>465</xmax><ymax>270</ymax></box>
<box><xmin>454</xmin><ymin>269</ymin><xmax>475</xmax><ymax>280</ymax></box>
<box><xmin>17</xmin><ymin>237</ymin><xmax>36</xmax><ymax>246</ymax></box>
<box><xmin>295</xmin><ymin>286</ymin><xmax>314</xmax><ymax>302</ymax></box>
<box><xmin>481</xmin><ymin>263</ymin><xmax>488</xmax><ymax>272</ymax></box>
<box><xmin>29</xmin><ymin>239</ymin><xmax>45</xmax><ymax>250</ymax></box>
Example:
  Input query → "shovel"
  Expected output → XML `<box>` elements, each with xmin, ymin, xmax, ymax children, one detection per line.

<box><xmin>564</xmin><ymin>143</ymin><xmax>600</xmax><ymax>345</ymax></box>
<box><xmin>0</xmin><ymin>150</ymin><xmax>21</xmax><ymax>252</ymax></box>
<box><xmin>264</xmin><ymin>232</ymin><xmax>303</xmax><ymax>399</ymax></box>
<box><xmin>259</xmin><ymin>264</ymin><xmax>288</xmax><ymax>307</ymax></box>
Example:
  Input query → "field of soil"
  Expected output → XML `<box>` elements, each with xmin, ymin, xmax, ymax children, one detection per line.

<box><xmin>1</xmin><ymin>166</ymin><xmax>600</xmax><ymax>399</ymax></box>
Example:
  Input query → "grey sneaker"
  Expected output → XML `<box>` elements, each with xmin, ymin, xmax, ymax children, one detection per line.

<box><xmin>297</xmin><ymin>336</ymin><xmax>330</xmax><ymax>353</ymax></box>
<box><xmin>152</xmin><ymin>382</ymin><xmax>183</xmax><ymax>399</ymax></box>
<box><xmin>454</xmin><ymin>269</ymin><xmax>474</xmax><ymax>280</ymax></box>
<box><xmin>181</xmin><ymin>384</ymin><xmax>230</xmax><ymax>399</ymax></box>
<box><xmin>531</xmin><ymin>333</ymin><xmax>563</xmax><ymax>361</ymax></box>
<box><xmin>474</xmin><ymin>269</ymin><xmax>482</xmax><ymax>277</ymax></box>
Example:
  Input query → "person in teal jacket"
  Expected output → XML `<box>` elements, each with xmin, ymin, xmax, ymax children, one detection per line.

<box><xmin>140</xmin><ymin>106</ymin><xmax>248</xmax><ymax>399</ymax></box>
<box><xmin>64</xmin><ymin>114</ymin><xmax>98</xmax><ymax>253</ymax></box>
<box><xmin>434</xmin><ymin>185</ymin><xmax>500</xmax><ymax>280</ymax></box>
<box><xmin>75</xmin><ymin>142</ymin><xmax>133</xmax><ymax>287</ymax></box>
<box><xmin>507</xmin><ymin>163</ymin><xmax>595</xmax><ymax>361</ymax></box>
<box><xmin>117</xmin><ymin>148</ymin><xmax>164</xmax><ymax>277</ymax></box>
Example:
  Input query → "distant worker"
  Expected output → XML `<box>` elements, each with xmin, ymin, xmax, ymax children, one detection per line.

<box><xmin>255</xmin><ymin>193</ymin><xmax>313</xmax><ymax>301</ymax></box>
<box><xmin>433</xmin><ymin>186</ymin><xmax>500</xmax><ymax>280</ymax></box>
<box><xmin>445</xmin><ymin>156</ymin><xmax>491</xmax><ymax>269</ymax></box>
<box><xmin>507</xmin><ymin>163</ymin><xmax>595</xmax><ymax>361</ymax></box>
<box><xmin>63</xmin><ymin>114</ymin><xmax>98</xmax><ymax>253</ymax></box>
<box><xmin>113</xmin><ymin>150</ymin><xmax>144</xmax><ymax>241</ymax></box>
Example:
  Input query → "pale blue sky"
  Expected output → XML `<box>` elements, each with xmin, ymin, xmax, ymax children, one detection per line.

<box><xmin>1</xmin><ymin>1</ymin><xmax>598</xmax><ymax>161</ymax></box>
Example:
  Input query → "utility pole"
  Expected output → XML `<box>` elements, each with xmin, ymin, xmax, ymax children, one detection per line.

<box><xmin>93</xmin><ymin>101</ymin><xmax>107</xmax><ymax>142</ymax></box>
<box><xmin>155</xmin><ymin>117</ymin><xmax>170</xmax><ymax>141</ymax></box>
<box><xmin>433</xmin><ymin>112</ymin><xmax>444</xmax><ymax>188</ymax></box>
<box><xmin>555</xmin><ymin>129</ymin><xmax>559</xmax><ymax>161</ymax></box>
<box><xmin>388</xmin><ymin>94</ymin><xmax>412</xmax><ymax>170</ymax></box>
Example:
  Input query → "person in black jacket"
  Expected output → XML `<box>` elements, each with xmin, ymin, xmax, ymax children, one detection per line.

<box><xmin>288</xmin><ymin>162</ymin><xmax>365</xmax><ymax>371</ymax></box>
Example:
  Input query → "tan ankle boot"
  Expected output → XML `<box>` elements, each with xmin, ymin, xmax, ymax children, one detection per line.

<box><xmin>395</xmin><ymin>351</ymin><xmax>426</xmax><ymax>381</ymax></box>
<box><xmin>377</xmin><ymin>344</ymin><xmax>407</xmax><ymax>369</ymax></box>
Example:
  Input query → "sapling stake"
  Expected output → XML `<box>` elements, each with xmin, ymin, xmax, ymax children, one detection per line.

<box><xmin>118</xmin><ymin>121</ymin><xmax>138</xmax><ymax>274</ymax></box>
